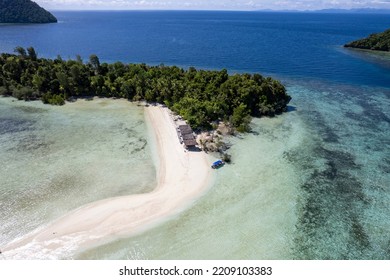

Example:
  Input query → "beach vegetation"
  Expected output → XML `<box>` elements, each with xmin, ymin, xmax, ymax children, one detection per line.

<box><xmin>42</xmin><ymin>93</ymin><xmax>65</xmax><ymax>105</ymax></box>
<box><xmin>231</xmin><ymin>103</ymin><xmax>252</xmax><ymax>133</ymax></box>
<box><xmin>0</xmin><ymin>49</ymin><xmax>291</xmax><ymax>130</ymax></box>
<box><xmin>221</xmin><ymin>153</ymin><xmax>232</xmax><ymax>164</ymax></box>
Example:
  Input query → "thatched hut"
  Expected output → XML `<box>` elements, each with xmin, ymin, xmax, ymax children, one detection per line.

<box><xmin>178</xmin><ymin>124</ymin><xmax>197</xmax><ymax>148</ymax></box>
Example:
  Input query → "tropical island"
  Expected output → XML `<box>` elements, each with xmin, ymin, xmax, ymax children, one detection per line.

<box><xmin>0</xmin><ymin>48</ymin><xmax>292</xmax><ymax>259</ymax></box>
<box><xmin>0</xmin><ymin>47</ymin><xmax>291</xmax><ymax>133</ymax></box>
<box><xmin>344</xmin><ymin>28</ymin><xmax>390</xmax><ymax>52</ymax></box>
<box><xmin>0</xmin><ymin>0</ymin><xmax>57</xmax><ymax>24</ymax></box>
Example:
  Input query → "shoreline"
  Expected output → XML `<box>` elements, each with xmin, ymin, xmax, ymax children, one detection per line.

<box><xmin>2</xmin><ymin>104</ymin><xmax>213</xmax><ymax>259</ymax></box>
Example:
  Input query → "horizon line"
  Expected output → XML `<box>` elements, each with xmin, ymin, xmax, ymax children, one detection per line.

<box><xmin>48</xmin><ymin>8</ymin><xmax>390</xmax><ymax>13</ymax></box>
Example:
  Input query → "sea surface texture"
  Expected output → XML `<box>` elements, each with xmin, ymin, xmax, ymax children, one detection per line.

<box><xmin>0</xmin><ymin>11</ymin><xmax>389</xmax><ymax>259</ymax></box>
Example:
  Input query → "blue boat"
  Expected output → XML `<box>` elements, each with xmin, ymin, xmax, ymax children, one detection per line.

<box><xmin>211</xmin><ymin>160</ymin><xmax>225</xmax><ymax>169</ymax></box>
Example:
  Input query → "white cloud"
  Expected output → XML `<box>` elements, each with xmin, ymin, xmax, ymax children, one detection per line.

<box><xmin>35</xmin><ymin>0</ymin><xmax>390</xmax><ymax>10</ymax></box>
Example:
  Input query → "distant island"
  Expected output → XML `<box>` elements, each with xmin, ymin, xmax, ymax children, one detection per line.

<box><xmin>255</xmin><ymin>8</ymin><xmax>390</xmax><ymax>14</ymax></box>
<box><xmin>0</xmin><ymin>47</ymin><xmax>291</xmax><ymax>132</ymax></box>
<box><xmin>0</xmin><ymin>0</ymin><xmax>57</xmax><ymax>24</ymax></box>
<box><xmin>313</xmin><ymin>8</ymin><xmax>390</xmax><ymax>14</ymax></box>
<box><xmin>344</xmin><ymin>29</ymin><xmax>390</xmax><ymax>52</ymax></box>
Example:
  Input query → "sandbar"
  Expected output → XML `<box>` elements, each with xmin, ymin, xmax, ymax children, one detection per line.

<box><xmin>2</xmin><ymin>104</ymin><xmax>213</xmax><ymax>259</ymax></box>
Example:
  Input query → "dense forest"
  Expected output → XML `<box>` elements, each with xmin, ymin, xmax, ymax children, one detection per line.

<box><xmin>0</xmin><ymin>0</ymin><xmax>57</xmax><ymax>23</ymax></box>
<box><xmin>0</xmin><ymin>47</ymin><xmax>291</xmax><ymax>131</ymax></box>
<box><xmin>344</xmin><ymin>28</ymin><xmax>390</xmax><ymax>52</ymax></box>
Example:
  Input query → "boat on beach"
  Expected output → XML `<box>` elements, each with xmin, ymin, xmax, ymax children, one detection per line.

<box><xmin>211</xmin><ymin>160</ymin><xmax>225</xmax><ymax>169</ymax></box>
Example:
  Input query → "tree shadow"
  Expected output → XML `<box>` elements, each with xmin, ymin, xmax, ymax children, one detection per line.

<box><xmin>68</xmin><ymin>95</ymin><xmax>95</xmax><ymax>102</ymax></box>
<box><xmin>187</xmin><ymin>146</ymin><xmax>202</xmax><ymax>152</ymax></box>
<box><xmin>287</xmin><ymin>105</ymin><xmax>297</xmax><ymax>112</ymax></box>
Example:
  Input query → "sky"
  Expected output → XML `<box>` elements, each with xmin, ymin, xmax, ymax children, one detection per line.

<box><xmin>36</xmin><ymin>0</ymin><xmax>390</xmax><ymax>11</ymax></box>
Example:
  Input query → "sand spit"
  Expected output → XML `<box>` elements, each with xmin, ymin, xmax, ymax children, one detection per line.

<box><xmin>2</xmin><ymin>105</ymin><xmax>213</xmax><ymax>259</ymax></box>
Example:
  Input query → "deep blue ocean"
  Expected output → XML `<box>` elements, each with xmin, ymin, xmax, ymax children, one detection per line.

<box><xmin>1</xmin><ymin>11</ymin><xmax>389</xmax><ymax>259</ymax></box>
<box><xmin>0</xmin><ymin>11</ymin><xmax>389</xmax><ymax>86</ymax></box>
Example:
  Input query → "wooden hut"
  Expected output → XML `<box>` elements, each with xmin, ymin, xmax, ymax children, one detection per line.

<box><xmin>178</xmin><ymin>124</ymin><xmax>197</xmax><ymax>148</ymax></box>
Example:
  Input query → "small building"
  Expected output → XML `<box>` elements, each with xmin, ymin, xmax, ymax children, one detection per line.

<box><xmin>178</xmin><ymin>124</ymin><xmax>197</xmax><ymax>149</ymax></box>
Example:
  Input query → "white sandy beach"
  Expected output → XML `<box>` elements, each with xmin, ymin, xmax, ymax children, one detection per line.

<box><xmin>2</xmin><ymin>105</ymin><xmax>213</xmax><ymax>259</ymax></box>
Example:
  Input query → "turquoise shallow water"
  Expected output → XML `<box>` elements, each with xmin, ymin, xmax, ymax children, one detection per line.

<box><xmin>0</xmin><ymin>98</ymin><xmax>156</xmax><ymax>247</ymax></box>
<box><xmin>77</xmin><ymin>112</ymin><xmax>303</xmax><ymax>259</ymax></box>
<box><xmin>1</xmin><ymin>80</ymin><xmax>389</xmax><ymax>260</ymax></box>
<box><xmin>76</xmin><ymin>79</ymin><xmax>389</xmax><ymax>260</ymax></box>
<box><xmin>287</xmin><ymin>81</ymin><xmax>390</xmax><ymax>259</ymax></box>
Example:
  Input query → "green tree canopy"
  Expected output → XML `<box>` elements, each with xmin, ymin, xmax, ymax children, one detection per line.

<box><xmin>0</xmin><ymin>0</ymin><xmax>57</xmax><ymax>23</ymax></box>
<box><xmin>0</xmin><ymin>48</ymin><xmax>291</xmax><ymax>130</ymax></box>
<box><xmin>345</xmin><ymin>28</ymin><xmax>390</xmax><ymax>52</ymax></box>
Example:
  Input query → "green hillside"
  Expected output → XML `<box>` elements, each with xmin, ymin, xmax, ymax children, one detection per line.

<box><xmin>0</xmin><ymin>0</ymin><xmax>57</xmax><ymax>23</ymax></box>
<box><xmin>344</xmin><ymin>29</ymin><xmax>390</xmax><ymax>52</ymax></box>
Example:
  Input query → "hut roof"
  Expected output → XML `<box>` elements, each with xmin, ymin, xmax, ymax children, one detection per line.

<box><xmin>177</xmin><ymin>124</ymin><xmax>197</xmax><ymax>147</ymax></box>
<box><xmin>183</xmin><ymin>139</ymin><xmax>197</xmax><ymax>147</ymax></box>
<box><xmin>178</xmin><ymin>125</ymin><xmax>193</xmax><ymax>135</ymax></box>
<box><xmin>182</xmin><ymin>133</ymin><xmax>195</xmax><ymax>140</ymax></box>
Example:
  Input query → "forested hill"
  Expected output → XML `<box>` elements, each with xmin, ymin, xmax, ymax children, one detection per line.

<box><xmin>0</xmin><ymin>47</ymin><xmax>291</xmax><ymax>131</ymax></box>
<box><xmin>0</xmin><ymin>0</ymin><xmax>57</xmax><ymax>23</ymax></box>
<box><xmin>344</xmin><ymin>29</ymin><xmax>390</xmax><ymax>52</ymax></box>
